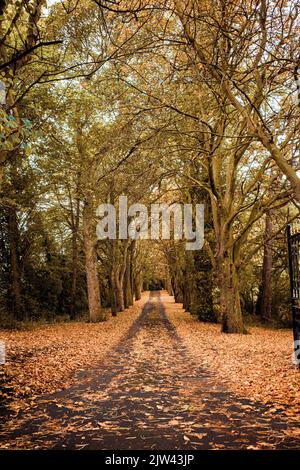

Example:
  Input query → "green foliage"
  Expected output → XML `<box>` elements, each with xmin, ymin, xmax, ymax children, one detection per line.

<box><xmin>0</xmin><ymin>0</ymin><xmax>298</xmax><ymax>330</ymax></box>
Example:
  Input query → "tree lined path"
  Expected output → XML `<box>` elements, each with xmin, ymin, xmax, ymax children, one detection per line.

<box><xmin>1</xmin><ymin>291</ymin><xmax>300</xmax><ymax>450</ymax></box>
<box><xmin>1</xmin><ymin>2</ymin><xmax>300</xmax><ymax>454</ymax></box>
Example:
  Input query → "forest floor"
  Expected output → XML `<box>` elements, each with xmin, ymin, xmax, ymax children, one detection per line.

<box><xmin>1</xmin><ymin>291</ymin><xmax>300</xmax><ymax>450</ymax></box>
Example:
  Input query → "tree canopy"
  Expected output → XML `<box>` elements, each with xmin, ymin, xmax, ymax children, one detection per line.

<box><xmin>0</xmin><ymin>0</ymin><xmax>299</xmax><ymax>333</ymax></box>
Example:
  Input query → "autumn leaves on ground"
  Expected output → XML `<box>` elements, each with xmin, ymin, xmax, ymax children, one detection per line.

<box><xmin>1</xmin><ymin>291</ymin><xmax>300</xmax><ymax>450</ymax></box>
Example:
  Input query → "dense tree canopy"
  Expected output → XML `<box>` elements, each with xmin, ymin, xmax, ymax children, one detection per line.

<box><xmin>0</xmin><ymin>0</ymin><xmax>299</xmax><ymax>333</ymax></box>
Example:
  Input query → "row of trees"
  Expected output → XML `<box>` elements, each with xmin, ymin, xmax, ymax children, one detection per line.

<box><xmin>0</xmin><ymin>0</ymin><xmax>299</xmax><ymax>332</ymax></box>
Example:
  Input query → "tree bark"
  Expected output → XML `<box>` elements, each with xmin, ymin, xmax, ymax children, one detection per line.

<box><xmin>113</xmin><ymin>256</ymin><xmax>125</xmax><ymax>313</ymax></box>
<box><xmin>171</xmin><ymin>273</ymin><xmax>183</xmax><ymax>303</ymax></box>
<box><xmin>115</xmin><ymin>273</ymin><xmax>125</xmax><ymax>312</ymax></box>
<box><xmin>191</xmin><ymin>249</ymin><xmax>216</xmax><ymax>322</ymax></box>
<box><xmin>133</xmin><ymin>273</ymin><xmax>141</xmax><ymax>300</ymax></box>
<box><xmin>70</xmin><ymin>198</ymin><xmax>80</xmax><ymax>320</ymax></box>
<box><xmin>220</xmin><ymin>254</ymin><xmax>245</xmax><ymax>333</ymax></box>
<box><xmin>110</xmin><ymin>270</ymin><xmax>118</xmax><ymax>316</ymax></box>
<box><xmin>123</xmin><ymin>248</ymin><xmax>133</xmax><ymax>309</ymax></box>
<box><xmin>258</xmin><ymin>211</ymin><xmax>273</xmax><ymax>321</ymax></box>
<box><xmin>182</xmin><ymin>271</ymin><xmax>191</xmax><ymax>311</ymax></box>
<box><xmin>83</xmin><ymin>198</ymin><xmax>106</xmax><ymax>322</ymax></box>
<box><xmin>7</xmin><ymin>206</ymin><xmax>23</xmax><ymax>320</ymax></box>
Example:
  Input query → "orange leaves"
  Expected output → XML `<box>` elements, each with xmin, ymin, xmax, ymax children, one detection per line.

<box><xmin>1</xmin><ymin>292</ymin><xmax>300</xmax><ymax>450</ymax></box>
<box><xmin>0</xmin><ymin>296</ymin><xmax>145</xmax><ymax>410</ymax></box>
<box><xmin>165</xmin><ymin>294</ymin><xmax>300</xmax><ymax>410</ymax></box>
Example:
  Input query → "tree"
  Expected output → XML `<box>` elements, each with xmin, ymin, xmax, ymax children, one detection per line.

<box><xmin>173</xmin><ymin>0</ymin><xmax>300</xmax><ymax>200</ymax></box>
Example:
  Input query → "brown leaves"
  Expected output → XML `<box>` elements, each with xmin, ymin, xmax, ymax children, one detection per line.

<box><xmin>165</xmin><ymin>294</ymin><xmax>300</xmax><ymax>412</ymax></box>
<box><xmin>1</xmin><ymin>292</ymin><xmax>300</xmax><ymax>450</ymax></box>
<box><xmin>0</xmin><ymin>297</ymin><xmax>145</xmax><ymax>410</ymax></box>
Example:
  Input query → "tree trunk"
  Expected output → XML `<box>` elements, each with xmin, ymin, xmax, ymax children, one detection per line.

<box><xmin>116</xmin><ymin>242</ymin><xmax>129</xmax><ymax>312</ymax></box>
<box><xmin>113</xmin><ymin>258</ymin><xmax>125</xmax><ymax>313</ymax></box>
<box><xmin>220</xmin><ymin>255</ymin><xmax>245</xmax><ymax>333</ymax></box>
<box><xmin>191</xmin><ymin>249</ymin><xmax>216</xmax><ymax>322</ymax></box>
<box><xmin>115</xmin><ymin>274</ymin><xmax>125</xmax><ymax>312</ymax></box>
<box><xmin>70</xmin><ymin>231</ymin><xmax>78</xmax><ymax>319</ymax></box>
<box><xmin>7</xmin><ymin>206</ymin><xmax>23</xmax><ymax>320</ymax></box>
<box><xmin>110</xmin><ymin>268</ymin><xmax>118</xmax><ymax>316</ymax></box>
<box><xmin>182</xmin><ymin>272</ymin><xmax>191</xmax><ymax>311</ymax></box>
<box><xmin>83</xmin><ymin>198</ymin><xmax>106</xmax><ymax>322</ymax></box>
<box><xmin>0</xmin><ymin>153</ymin><xmax>7</xmax><ymax>193</ymax></box>
<box><xmin>130</xmin><ymin>252</ymin><xmax>135</xmax><ymax>301</ymax></box>
<box><xmin>171</xmin><ymin>274</ymin><xmax>183</xmax><ymax>303</ymax></box>
<box><xmin>70</xmin><ymin>198</ymin><xmax>80</xmax><ymax>320</ymax></box>
<box><xmin>258</xmin><ymin>211</ymin><xmax>273</xmax><ymax>321</ymax></box>
<box><xmin>164</xmin><ymin>272</ymin><xmax>172</xmax><ymax>294</ymax></box>
<box><xmin>123</xmin><ymin>250</ymin><xmax>133</xmax><ymax>309</ymax></box>
<box><xmin>134</xmin><ymin>273</ymin><xmax>141</xmax><ymax>300</ymax></box>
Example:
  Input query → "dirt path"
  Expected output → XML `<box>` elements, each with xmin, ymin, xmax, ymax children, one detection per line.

<box><xmin>1</xmin><ymin>291</ymin><xmax>300</xmax><ymax>450</ymax></box>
